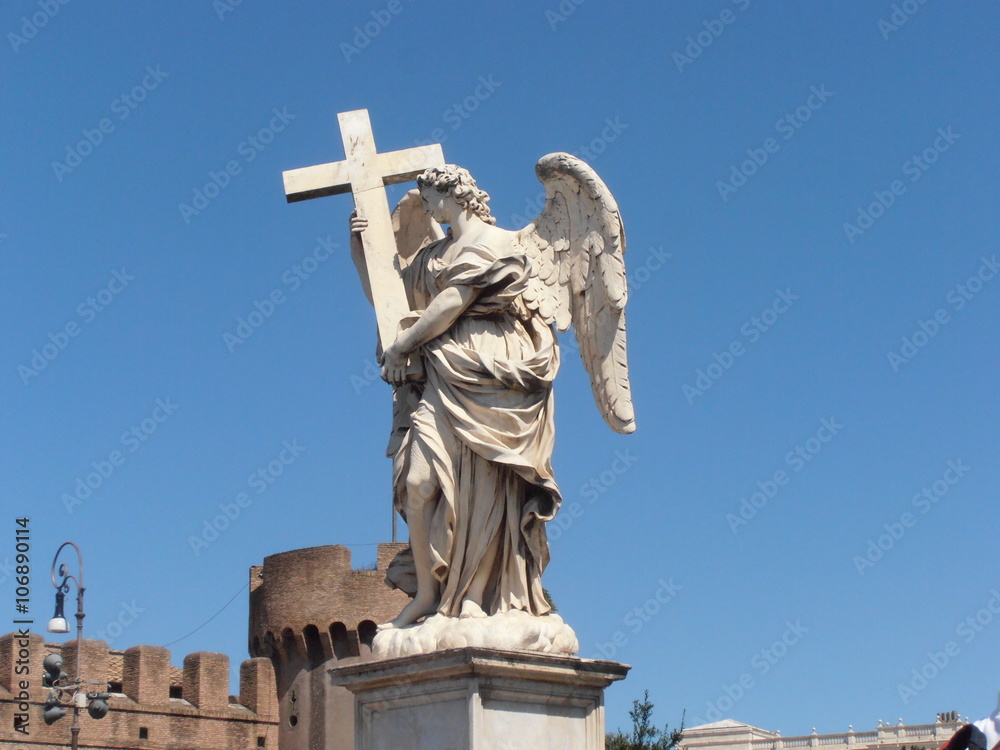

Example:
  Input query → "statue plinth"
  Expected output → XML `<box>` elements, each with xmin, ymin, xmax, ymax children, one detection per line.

<box><xmin>328</xmin><ymin>647</ymin><xmax>629</xmax><ymax>750</ymax></box>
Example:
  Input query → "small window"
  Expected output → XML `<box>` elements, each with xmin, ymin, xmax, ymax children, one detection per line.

<box><xmin>257</xmin><ymin>737</ymin><xmax>266</xmax><ymax>748</ymax></box>
<box><xmin>139</xmin><ymin>727</ymin><xmax>149</xmax><ymax>740</ymax></box>
<box><xmin>169</xmin><ymin>685</ymin><xmax>182</xmax><ymax>699</ymax></box>
<box><xmin>109</xmin><ymin>681</ymin><xmax>123</xmax><ymax>693</ymax></box>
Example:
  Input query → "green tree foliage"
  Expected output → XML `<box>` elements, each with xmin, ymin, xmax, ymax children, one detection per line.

<box><xmin>606</xmin><ymin>691</ymin><xmax>685</xmax><ymax>750</ymax></box>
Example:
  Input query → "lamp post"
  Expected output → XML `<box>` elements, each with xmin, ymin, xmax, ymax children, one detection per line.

<box><xmin>47</xmin><ymin>542</ymin><xmax>85</xmax><ymax>750</ymax></box>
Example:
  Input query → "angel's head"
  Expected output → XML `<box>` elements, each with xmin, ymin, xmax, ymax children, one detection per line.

<box><xmin>416</xmin><ymin>165</ymin><xmax>496</xmax><ymax>226</ymax></box>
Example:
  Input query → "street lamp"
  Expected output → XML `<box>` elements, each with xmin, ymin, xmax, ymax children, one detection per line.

<box><xmin>47</xmin><ymin>589</ymin><xmax>70</xmax><ymax>634</ymax></box>
<box><xmin>45</xmin><ymin>542</ymin><xmax>107</xmax><ymax>750</ymax></box>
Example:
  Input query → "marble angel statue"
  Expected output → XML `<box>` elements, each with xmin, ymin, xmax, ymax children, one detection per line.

<box><xmin>348</xmin><ymin>154</ymin><xmax>635</xmax><ymax>643</ymax></box>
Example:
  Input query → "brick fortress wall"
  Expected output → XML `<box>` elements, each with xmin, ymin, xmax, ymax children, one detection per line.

<box><xmin>0</xmin><ymin>632</ymin><xmax>277</xmax><ymax>750</ymax></box>
<box><xmin>248</xmin><ymin>543</ymin><xmax>410</xmax><ymax>750</ymax></box>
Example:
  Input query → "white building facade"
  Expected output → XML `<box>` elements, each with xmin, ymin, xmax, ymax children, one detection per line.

<box><xmin>683</xmin><ymin>714</ymin><xmax>965</xmax><ymax>750</ymax></box>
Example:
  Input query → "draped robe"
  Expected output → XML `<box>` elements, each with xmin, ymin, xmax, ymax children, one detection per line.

<box><xmin>389</xmin><ymin>230</ymin><xmax>562</xmax><ymax>617</ymax></box>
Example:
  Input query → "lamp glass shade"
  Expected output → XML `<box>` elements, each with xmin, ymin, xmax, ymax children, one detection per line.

<box><xmin>48</xmin><ymin>590</ymin><xmax>69</xmax><ymax>633</ymax></box>
<box><xmin>47</xmin><ymin>617</ymin><xmax>70</xmax><ymax>634</ymax></box>
<box><xmin>87</xmin><ymin>698</ymin><xmax>109</xmax><ymax>719</ymax></box>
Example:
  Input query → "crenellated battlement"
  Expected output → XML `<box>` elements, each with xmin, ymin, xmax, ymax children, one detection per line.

<box><xmin>0</xmin><ymin>542</ymin><xmax>408</xmax><ymax>750</ymax></box>
<box><xmin>0</xmin><ymin>632</ymin><xmax>277</xmax><ymax>750</ymax></box>
<box><xmin>248</xmin><ymin>543</ymin><xmax>410</xmax><ymax>667</ymax></box>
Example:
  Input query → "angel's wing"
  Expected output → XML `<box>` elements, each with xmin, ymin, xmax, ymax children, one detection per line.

<box><xmin>515</xmin><ymin>152</ymin><xmax>635</xmax><ymax>434</ymax></box>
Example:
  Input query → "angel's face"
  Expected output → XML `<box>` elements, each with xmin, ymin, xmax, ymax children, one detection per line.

<box><xmin>419</xmin><ymin>186</ymin><xmax>456</xmax><ymax>225</ymax></box>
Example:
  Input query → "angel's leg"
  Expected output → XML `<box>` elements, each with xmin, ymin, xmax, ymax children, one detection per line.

<box><xmin>380</xmin><ymin>440</ymin><xmax>440</xmax><ymax>629</ymax></box>
<box><xmin>460</xmin><ymin>537</ymin><xmax>498</xmax><ymax>618</ymax></box>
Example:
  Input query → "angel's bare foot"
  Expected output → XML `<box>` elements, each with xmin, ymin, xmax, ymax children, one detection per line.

<box><xmin>459</xmin><ymin>600</ymin><xmax>487</xmax><ymax>619</ymax></box>
<box><xmin>378</xmin><ymin>595</ymin><xmax>438</xmax><ymax>630</ymax></box>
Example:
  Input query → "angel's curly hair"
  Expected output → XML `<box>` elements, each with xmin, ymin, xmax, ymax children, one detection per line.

<box><xmin>417</xmin><ymin>164</ymin><xmax>496</xmax><ymax>225</ymax></box>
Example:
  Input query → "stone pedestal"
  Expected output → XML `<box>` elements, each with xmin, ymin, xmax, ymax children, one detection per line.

<box><xmin>328</xmin><ymin>647</ymin><xmax>629</xmax><ymax>750</ymax></box>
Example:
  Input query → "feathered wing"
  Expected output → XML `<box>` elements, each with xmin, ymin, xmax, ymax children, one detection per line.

<box><xmin>515</xmin><ymin>152</ymin><xmax>635</xmax><ymax>434</ymax></box>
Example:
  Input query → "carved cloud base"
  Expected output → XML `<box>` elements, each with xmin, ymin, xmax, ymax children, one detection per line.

<box><xmin>328</xmin><ymin>647</ymin><xmax>630</xmax><ymax>750</ymax></box>
<box><xmin>371</xmin><ymin>610</ymin><xmax>579</xmax><ymax>660</ymax></box>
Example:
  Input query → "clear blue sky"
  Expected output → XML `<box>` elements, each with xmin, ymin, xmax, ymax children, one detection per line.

<box><xmin>3</xmin><ymin>0</ymin><xmax>998</xmax><ymax>736</ymax></box>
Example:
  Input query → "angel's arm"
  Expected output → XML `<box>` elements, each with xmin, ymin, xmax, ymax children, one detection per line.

<box><xmin>381</xmin><ymin>285</ymin><xmax>479</xmax><ymax>385</ymax></box>
<box><xmin>393</xmin><ymin>285</ymin><xmax>478</xmax><ymax>354</ymax></box>
<box><xmin>349</xmin><ymin>214</ymin><xmax>375</xmax><ymax>307</ymax></box>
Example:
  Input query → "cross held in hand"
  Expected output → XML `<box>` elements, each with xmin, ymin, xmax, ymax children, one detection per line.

<box><xmin>282</xmin><ymin>109</ymin><xmax>445</xmax><ymax>347</ymax></box>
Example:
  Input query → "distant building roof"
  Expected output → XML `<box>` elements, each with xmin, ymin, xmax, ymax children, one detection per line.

<box><xmin>682</xmin><ymin>715</ymin><xmax>963</xmax><ymax>750</ymax></box>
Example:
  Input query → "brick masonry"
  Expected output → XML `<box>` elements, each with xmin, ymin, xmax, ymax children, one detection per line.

<box><xmin>0</xmin><ymin>632</ymin><xmax>278</xmax><ymax>750</ymax></box>
<box><xmin>249</xmin><ymin>543</ymin><xmax>411</xmax><ymax>750</ymax></box>
<box><xmin>0</xmin><ymin>542</ymin><xmax>409</xmax><ymax>750</ymax></box>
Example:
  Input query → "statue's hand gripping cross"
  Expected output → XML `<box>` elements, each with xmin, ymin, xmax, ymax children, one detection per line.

<box><xmin>282</xmin><ymin>109</ymin><xmax>444</xmax><ymax>349</ymax></box>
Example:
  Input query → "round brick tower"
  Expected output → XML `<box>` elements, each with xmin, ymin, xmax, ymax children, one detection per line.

<box><xmin>248</xmin><ymin>543</ymin><xmax>409</xmax><ymax>750</ymax></box>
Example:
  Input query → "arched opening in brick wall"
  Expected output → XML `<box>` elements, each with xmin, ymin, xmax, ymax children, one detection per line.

<box><xmin>329</xmin><ymin>622</ymin><xmax>350</xmax><ymax>660</ymax></box>
<box><xmin>263</xmin><ymin>631</ymin><xmax>277</xmax><ymax>661</ymax></box>
<box><xmin>357</xmin><ymin>620</ymin><xmax>377</xmax><ymax>655</ymax></box>
<box><xmin>281</xmin><ymin>628</ymin><xmax>300</xmax><ymax>663</ymax></box>
<box><xmin>303</xmin><ymin>624</ymin><xmax>325</xmax><ymax>666</ymax></box>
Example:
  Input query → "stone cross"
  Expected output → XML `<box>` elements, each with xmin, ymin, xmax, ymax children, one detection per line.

<box><xmin>282</xmin><ymin>109</ymin><xmax>444</xmax><ymax>347</ymax></box>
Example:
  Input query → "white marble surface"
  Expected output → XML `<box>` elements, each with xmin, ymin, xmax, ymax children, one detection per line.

<box><xmin>328</xmin><ymin>647</ymin><xmax>629</xmax><ymax>750</ymax></box>
<box><xmin>372</xmin><ymin>610</ymin><xmax>579</xmax><ymax>659</ymax></box>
